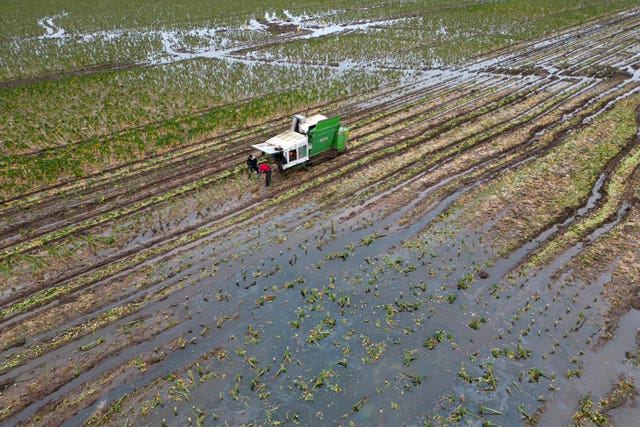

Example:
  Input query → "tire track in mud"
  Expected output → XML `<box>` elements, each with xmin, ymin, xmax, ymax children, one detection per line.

<box><xmin>317</xmin><ymin>81</ymin><xmax>575</xmax><ymax>212</ymax></box>
<box><xmin>0</xmin><ymin>76</ymin><xmax>523</xmax><ymax>289</ymax></box>
<box><xmin>0</xmin><ymin>71</ymin><xmax>550</xmax><ymax>268</ymax></box>
<box><xmin>561</xmin><ymin>21</ymin><xmax>640</xmax><ymax>74</ymax></box>
<box><xmin>0</xmin><ymin>74</ymin><xmax>552</xmax><ymax>313</ymax></box>
<box><xmin>508</xmin><ymin>102</ymin><xmax>640</xmax><ymax>278</ymax></box>
<box><xmin>441</xmin><ymin>96</ymin><xmax>640</xmax><ymax>427</ymax></box>
<box><xmin>327</xmin><ymin>79</ymin><xmax>637</xmax><ymax>244</ymax></box>
<box><xmin>0</xmin><ymin>77</ymin><xmax>456</xmax><ymax>254</ymax></box>
<box><xmin>89</xmin><ymin>25</ymin><xmax>640</xmax><ymax>427</ymax></box>
<box><xmin>2</xmin><ymin>10</ymin><xmax>640</xmax><ymax>426</ymax></box>
<box><xmin>0</xmin><ymin>51</ymin><xmax>632</xmax><ymax>332</ymax></box>
<box><xmin>0</xmin><ymin>69</ymin><xmax>632</xmax><ymax>392</ymax></box>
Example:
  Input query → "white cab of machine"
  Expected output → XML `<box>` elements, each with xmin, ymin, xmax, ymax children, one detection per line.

<box><xmin>251</xmin><ymin>114</ymin><xmax>327</xmax><ymax>169</ymax></box>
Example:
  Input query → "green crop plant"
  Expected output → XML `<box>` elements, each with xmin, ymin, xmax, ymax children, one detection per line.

<box><xmin>457</xmin><ymin>272</ymin><xmax>474</xmax><ymax>289</ymax></box>
<box><xmin>351</xmin><ymin>395</ymin><xmax>368</xmax><ymax>412</ymax></box>
<box><xmin>467</xmin><ymin>315</ymin><xmax>486</xmax><ymax>330</ymax></box>
<box><xmin>361</xmin><ymin>336</ymin><xmax>387</xmax><ymax>364</ymax></box>
<box><xmin>516</xmin><ymin>403</ymin><xmax>537</xmax><ymax>424</ymax></box>
<box><xmin>479</xmin><ymin>405</ymin><xmax>504</xmax><ymax>416</ymax></box>
<box><xmin>423</xmin><ymin>329</ymin><xmax>452</xmax><ymax>350</ymax></box>
<box><xmin>255</xmin><ymin>293</ymin><xmax>276</xmax><ymax>306</ymax></box>
<box><xmin>565</xmin><ymin>368</ymin><xmax>583</xmax><ymax>379</ymax></box>
<box><xmin>568</xmin><ymin>392</ymin><xmax>608</xmax><ymax>426</ymax></box>
<box><xmin>515</xmin><ymin>345</ymin><xmax>532</xmax><ymax>360</ymax></box>
<box><xmin>527</xmin><ymin>368</ymin><xmax>554</xmax><ymax>383</ymax></box>
<box><xmin>402</xmin><ymin>349</ymin><xmax>418</xmax><ymax>366</ymax></box>
<box><xmin>306</xmin><ymin>315</ymin><xmax>335</xmax><ymax>345</ymax></box>
<box><xmin>244</xmin><ymin>324</ymin><xmax>261</xmax><ymax>344</ymax></box>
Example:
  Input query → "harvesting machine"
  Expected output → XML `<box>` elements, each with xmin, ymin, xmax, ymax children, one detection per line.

<box><xmin>252</xmin><ymin>114</ymin><xmax>348</xmax><ymax>170</ymax></box>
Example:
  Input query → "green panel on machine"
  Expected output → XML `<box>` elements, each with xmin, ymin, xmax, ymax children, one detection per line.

<box><xmin>308</xmin><ymin>116</ymin><xmax>341</xmax><ymax>156</ymax></box>
<box><xmin>253</xmin><ymin>113</ymin><xmax>348</xmax><ymax>169</ymax></box>
<box><xmin>335</xmin><ymin>126</ymin><xmax>348</xmax><ymax>150</ymax></box>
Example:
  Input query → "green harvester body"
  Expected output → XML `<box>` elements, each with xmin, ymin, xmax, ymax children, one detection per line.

<box><xmin>308</xmin><ymin>116</ymin><xmax>348</xmax><ymax>155</ymax></box>
<box><xmin>251</xmin><ymin>113</ymin><xmax>348</xmax><ymax>170</ymax></box>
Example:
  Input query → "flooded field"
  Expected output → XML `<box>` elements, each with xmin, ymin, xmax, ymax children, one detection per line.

<box><xmin>2</xmin><ymin>1</ymin><xmax>640</xmax><ymax>426</ymax></box>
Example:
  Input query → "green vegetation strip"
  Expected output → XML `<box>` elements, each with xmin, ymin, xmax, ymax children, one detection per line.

<box><xmin>337</xmin><ymin>80</ymin><xmax>577</xmax><ymax>210</ymax></box>
<box><xmin>525</xmin><ymin>114</ymin><xmax>640</xmax><ymax>268</ymax></box>
<box><xmin>2</xmin><ymin>99</ymin><xmax>502</xmax><ymax>320</ymax></box>
<box><xmin>0</xmin><ymin>109</ymin><xmax>273</xmax><ymax>212</ymax></box>
<box><xmin>0</xmin><ymin>260</ymin><xmax>207</xmax><ymax>372</ymax></box>
<box><xmin>0</xmin><ymin>76</ymin><xmax>519</xmax><ymax>273</ymax></box>
<box><xmin>1</xmin><ymin>71</ymin><xmax>393</xmax><ymax>200</ymax></box>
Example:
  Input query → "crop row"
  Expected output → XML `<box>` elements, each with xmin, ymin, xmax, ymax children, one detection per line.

<box><xmin>1</xmin><ymin>59</ymin><xmax>353</xmax><ymax>154</ymax></box>
<box><xmin>447</xmin><ymin>90</ymin><xmax>639</xmax><ymax>259</ymax></box>
<box><xmin>1</xmin><ymin>67</ymin><xmax>398</xmax><ymax>201</ymax></box>
<box><xmin>248</xmin><ymin>0</ymin><xmax>639</xmax><ymax>69</ymax></box>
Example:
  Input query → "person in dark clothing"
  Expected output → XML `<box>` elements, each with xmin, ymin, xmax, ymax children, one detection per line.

<box><xmin>246</xmin><ymin>154</ymin><xmax>259</xmax><ymax>178</ymax></box>
<box><xmin>258</xmin><ymin>162</ymin><xmax>271</xmax><ymax>186</ymax></box>
<box><xmin>273</xmin><ymin>149</ymin><xmax>286</xmax><ymax>169</ymax></box>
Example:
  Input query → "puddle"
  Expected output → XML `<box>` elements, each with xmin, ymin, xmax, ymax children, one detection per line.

<box><xmin>30</xmin><ymin>11</ymin><xmax>413</xmax><ymax>73</ymax></box>
<box><xmin>37</xmin><ymin>14</ymin><xmax>68</xmax><ymax>39</ymax></box>
<box><xmin>538</xmin><ymin>308</ymin><xmax>640</xmax><ymax>425</ymax></box>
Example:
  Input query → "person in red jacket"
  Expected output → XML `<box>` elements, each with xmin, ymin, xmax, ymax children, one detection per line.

<box><xmin>258</xmin><ymin>162</ymin><xmax>271</xmax><ymax>186</ymax></box>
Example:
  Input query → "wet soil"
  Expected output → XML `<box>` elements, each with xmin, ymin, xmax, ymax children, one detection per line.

<box><xmin>1</xmin><ymin>8</ymin><xmax>640</xmax><ymax>427</ymax></box>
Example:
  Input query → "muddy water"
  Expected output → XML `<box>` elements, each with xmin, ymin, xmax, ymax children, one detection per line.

<box><xmin>52</xmin><ymin>104</ymin><xmax>640</xmax><ymax>427</ymax></box>
<box><xmin>539</xmin><ymin>308</ymin><xmax>640</xmax><ymax>425</ymax></box>
<box><xmin>5</xmin><ymin>7</ymin><xmax>640</xmax><ymax>426</ymax></box>
<box><xmin>33</xmin><ymin>10</ymin><xmax>414</xmax><ymax>73</ymax></box>
<box><xmin>55</xmin><ymin>187</ymin><xmax>476</xmax><ymax>424</ymax></box>
<box><xmin>52</xmin><ymin>168</ymin><xmax>618</xmax><ymax>425</ymax></box>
